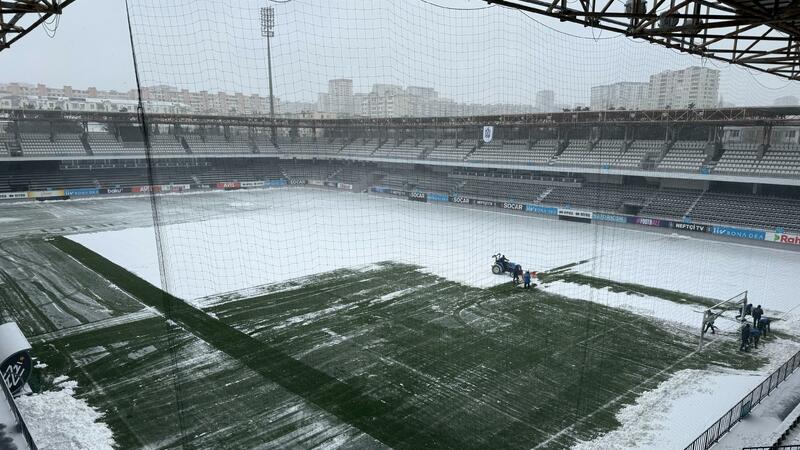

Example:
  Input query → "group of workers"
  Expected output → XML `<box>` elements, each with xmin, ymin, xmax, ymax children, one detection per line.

<box><xmin>738</xmin><ymin>304</ymin><xmax>773</xmax><ymax>352</ymax></box>
<box><xmin>496</xmin><ymin>255</ymin><xmax>538</xmax><ymax>289</ymax></box>
<box><xmin>511</xmin><ymin>264</ymin><xmax>537</xmax><ymax>289</ymax></box>
<box><xmin>703</xmin><ymin>302</ymin><xmax>774</xmax><ymax>352</ymax></box>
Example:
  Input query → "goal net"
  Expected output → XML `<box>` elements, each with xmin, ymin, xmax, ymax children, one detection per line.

<box><xmin>700</xmin><ymin>290</ymin><xmax>748</xmax><ymax>344</ymax></box>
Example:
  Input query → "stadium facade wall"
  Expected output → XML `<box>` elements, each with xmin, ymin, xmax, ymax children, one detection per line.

<box><xmin>369</xmin><ymin>186</ymin><xmax>800</xmax><ymax>246</ymax></box>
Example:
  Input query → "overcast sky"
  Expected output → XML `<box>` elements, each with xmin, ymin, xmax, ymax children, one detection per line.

<box><xmin>2</xmin><ymin>0</ymin><xmax>800</xmax><ymax>107</ymax></box>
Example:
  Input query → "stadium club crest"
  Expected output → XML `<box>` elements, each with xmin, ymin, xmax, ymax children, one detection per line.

<box><xmin>482</xmin><ymin>126</ymin><xmax>494</xmax><ymax>143</ymax></box>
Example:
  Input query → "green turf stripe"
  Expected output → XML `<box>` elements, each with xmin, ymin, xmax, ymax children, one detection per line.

<box><xmin>50</xmin><ymin>236</ymin><xmax>469</xmax><ymax>449</ymax></box>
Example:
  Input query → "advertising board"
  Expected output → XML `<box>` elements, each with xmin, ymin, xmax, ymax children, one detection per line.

<box><xmin>502</xmin><ymin>202</ymin><xmax>525</xmax><ymax>211</ymax></box>
<box><xmin>593</xmin><ymin>213</ymin><xmax>628</xmax><ymax>223</ymax></box>
<box><xmin>558</xmin><ymin>209</ymin><xmax>592</xmax><ymax>223</ymax></box>
<box><xmin>673</xmin><ymin>223</ymin><xmax>709</xmax><ymax>233</ymax></box>
<box><xmin>408</xmin><ymin>191</ymin><xmax>427</xmax><ymax>202</ymax></box>
<box><xmin>711</xmin><ymin>226</ymin><xmax>766</xmax><ymax>241</ymax></box>
<box><xmin>765</xmin><ymin>232</ymin><xmax>800</xmax><ymax>245</ymax></box>
<box><xmin>526</xmin><ymin>204</ymin><xmax>559</xmax><ymax>215</ymax></box>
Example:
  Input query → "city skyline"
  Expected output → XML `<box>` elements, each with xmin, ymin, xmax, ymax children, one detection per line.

<box><xmin>0</xmin><ymin>65</ymin><xmax>740</xmax><ymax>119</ymax></box>
<box><xmin>3</xmin><ymin>0</ymin><xmax>800</xmax><ymax>110</ymax></box>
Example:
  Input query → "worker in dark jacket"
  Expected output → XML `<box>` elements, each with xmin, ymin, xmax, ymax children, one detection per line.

<box><xmin>512</xmin><ymin>265</ymin><xmax>523</xmax><ymax>284</ymax></box>
<box><xmin>752</xmin><ymin>305</ymin><xmax>764</xmax><ymax>328</ymax></box>
<box><xmin>740</xmin><ymin>323</ymin><xmax>752</xmax><ymax>351</ymax></box>
<box><xmin>523</xmin><ymin>271</ymin><xmax>532</xmax><ymax>289</ymax></box>
<box><xmin>737</xmin><ymin>303</ymin><xmax>753</xmax><ymax>319</ymax></box>
<box><xmin>757</xmin><ymin>317</ymin><xmax>771</xmax><ymax>337</ymax></box>
<box><xmin>749</xmin><ymin>327</ymin><xmax>762</xmax><ymax>349</ymax></box>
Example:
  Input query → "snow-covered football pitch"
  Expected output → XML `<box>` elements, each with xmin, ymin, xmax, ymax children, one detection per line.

<box><xmin>5</xmin><ymin>187</ymin><xmax>800</xmax><ymax>449</ymax></box>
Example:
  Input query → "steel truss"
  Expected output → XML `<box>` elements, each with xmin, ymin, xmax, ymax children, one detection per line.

<box><xmin>1</xmin><ymin>0</ymin><xmax>75</xmax><ymax>51</ymax></box>
<box><xmin>487</xmin><ymin>0</ymin><xmax>800</xmax><ymax>80</ymax></box>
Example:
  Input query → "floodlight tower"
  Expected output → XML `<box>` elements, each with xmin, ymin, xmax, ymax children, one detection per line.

<box><xmin>260</xmin><ymin>6</ymin><xmax>276</xmax><ymax>142</ymax></box>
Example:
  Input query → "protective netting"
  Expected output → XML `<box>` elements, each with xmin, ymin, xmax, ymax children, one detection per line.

<box><xmin>100</xmin><ymin>2</ymin><xmax>797</xmax><ymax>448</ymax></box>
<box><xmin>4</xmin><ymin>1</ymin><xmax>800</xmax><ymax>449</ymax></box>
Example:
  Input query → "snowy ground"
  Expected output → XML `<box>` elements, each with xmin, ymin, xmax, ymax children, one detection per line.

<box><xmin>70</xmin><ymin>188</ymin><xmax>800</xmax><ymax>314</ymax></box>
<box><xmin>16</xmin><ymin>377</ymin><xmax>114</xmax><ymax>450</ymax></box>
<box><xmin>715</xmin><ymin>362</ymin><xmax>800</xmax><ymax>448</ymax></box>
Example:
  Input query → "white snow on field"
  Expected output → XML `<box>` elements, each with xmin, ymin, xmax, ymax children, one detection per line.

<box><xmin>16</xmin><ymin>377</ymin><xmax>115</xmax><ymax>450</ymax></box>
<box><xmin>543</xmin><ymin>280</ymin><xmax>703</xmax><ymax>329</ymax></box>
<box><xmin>69</xmin><ymin>188</ymin><xmax>800</xmax><ymax>317</ymax></box>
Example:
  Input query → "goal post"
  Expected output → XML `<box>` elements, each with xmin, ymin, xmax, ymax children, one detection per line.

<box><xmin>699</xmin><ymin>290</ymin><xmax>748</xmax><ymax>348</ymax></box>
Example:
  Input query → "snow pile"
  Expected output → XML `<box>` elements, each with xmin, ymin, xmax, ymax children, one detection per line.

<box><xmin>16</xmin><ymin>377</ymin><xmax>115</xmax><ymax>450</ymax></box>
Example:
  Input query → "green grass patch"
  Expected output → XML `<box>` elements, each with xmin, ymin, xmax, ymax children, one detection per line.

<box><xmin>0</xmin><ymin>238</ymin><xmax>142</xmax><ymax>336</ymax></box>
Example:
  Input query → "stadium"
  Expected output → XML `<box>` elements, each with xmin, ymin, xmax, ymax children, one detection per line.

<box><xmin>2</xmin><ymin>1</ymin><xmax>800</xmax><ymax>449</ymax></box>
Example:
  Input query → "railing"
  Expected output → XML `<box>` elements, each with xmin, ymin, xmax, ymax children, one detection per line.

<box><xmin>743</xmin><ymin>446</ymin><xmax>800</xmax><ymax>450</ymax></box>
<box><xmin>685</xmin><ymin>350</ymin><xmax>800</xmax><ymax>450</ymax></box>
<box><xmin>0</xmin><ymin>375</ymin><xmax>37</xmax><ymax>450</ymax></box>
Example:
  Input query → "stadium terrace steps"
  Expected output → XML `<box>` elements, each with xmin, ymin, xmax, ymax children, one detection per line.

<box><xmin>692</xmin><ymin>191</ymin><xmax>800</xmax><ymax>232</ymax></box>
<box><xmin>340</xmin><ymin>139</ymin><xmax>378</xmax><ymax>158</ymax></box>
<box><xmin>426</xmin><ymin>139</ymin><xmax>472</xmax><ymax>161</ymax></box>
<box><xmin>639</xmin><ymin>189</ymin><xmax>704</xmax><ymax>220</ymax></box>
<box><xmin>373</xmin><ymin>140</ymin><xmax>425</xmax><ymax>159</ymax></box>
<box><xmin>87</xmin><ymin>132</ymin><xmax>128</xmax><ymax>155</ymax></box>
<box><xmin>148</xmin><ymin>134</ymin><xmax>187</xmax><ymax>154</ymax></box>
<box><xmin>657</xmin><ymin>141</ymin><xmax>708</xmax><ymax>172</ymax></box>
<box><xmin>7</xmin><ymin>131</ymin><xmax>800</xmax><ymax>179</ymax></box>
<box><xmin>759</xmin><ymin>144</ymin><xmax>800</xmax><ymax>176</ymax></box>
<box><xmin>184</xmin><ymin>135</ymin><xmax>253</xmax><ymax>154</ymax></box>
<box><xmin>716</xmin><ymin>143</ymin><xmax>760</xmax><ymax>175</ymax></box>
<box><xmin>20</xmin><ymin>133</ymin><xmax>88</xmax><ymax>157</ymax></box>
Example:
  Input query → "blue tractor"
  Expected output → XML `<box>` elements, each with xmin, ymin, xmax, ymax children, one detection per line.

<box><xmin>492</xmin><ymin>253</ymin><xmax>519</xmax><ymax>275</ymax></box>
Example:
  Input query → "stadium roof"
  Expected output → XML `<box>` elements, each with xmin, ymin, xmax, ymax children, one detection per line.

<box><xmin>487</xmin><ymin>0</ymin><xmax>800</xmax><ymax>80</ymax></box>
<box><xmin>0</xmin><ymin>0</ymin><xmax>75</xmax><ymax>52</ymax></box>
